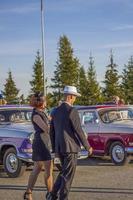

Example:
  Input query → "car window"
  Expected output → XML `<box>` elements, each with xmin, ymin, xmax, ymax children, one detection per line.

<box><xmin>10</xmin><ymin>111</ymin><xmax>32</xmax><ymax>122</ymax></box>
<box><xmin>108</xmin><ymin>111</ymin><xmax>121</xmax><ymax>121</ymax></box>
<box><xmin>0</xmin><ymin>114</ymin><xmax>5</xmax><ymax>122</ymax></box>
<box><xmin>0</xmin><ymin>109</ymin><xmax>32</xmax><ymax>123</ymax></box>
<box><xmin>82</xmin><ymin>111</ymin><xmax>98</xmax><ymax>124</ymax></box>
<box><xmin>99</xmin><ymin>108</ymin><xmax>133</xmax><ymax>123</ymax></box>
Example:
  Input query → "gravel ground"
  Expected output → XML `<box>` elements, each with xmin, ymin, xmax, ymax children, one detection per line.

<box><xmin>0</xmin><ymin>157</ymin><xmax>133</xmax><ymax>200</ymax></box>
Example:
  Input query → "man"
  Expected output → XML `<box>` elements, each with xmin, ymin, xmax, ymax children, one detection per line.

<box><xmin>112</xmin><ymin>95</ymin><xmax>120</xmax><ymax>105</ymax></box>
<box><xmin>49</xmin><ymin>86</ymin><xmax>93</xmax><ymax>200</ymax></box>
<box><xmin>0</xmin><ymin>91</ymin><xmax>7</xmax><ymax>105</ymax></box>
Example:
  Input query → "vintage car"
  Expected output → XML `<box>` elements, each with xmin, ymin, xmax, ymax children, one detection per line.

<box><xmin>0</xmin><ymin>105</ymin><xmax>34</xmax><ymax>177</ymax></box>
<box><xmin>77</xmin><ymin>105</ymin><xmax>133</xmax><ymax>165</ymax></box>
<box><xmin>0</xmin><ymin>105</ymin><xmax>88</xmax><ymax>177</ymax></box>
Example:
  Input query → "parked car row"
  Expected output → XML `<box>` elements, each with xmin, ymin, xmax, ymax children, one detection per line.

<box><xmin>1</xmin><ymin>104</ymin><xmax>133</xmax><ymax>178</ymax></box>
<box><xmin>0</xmin><ymin>105</ymin><xmax>88</xmax><ymax>177</ymax></box>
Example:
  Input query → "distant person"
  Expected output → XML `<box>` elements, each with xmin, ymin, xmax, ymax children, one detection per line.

<box><xmin>0</xmin><ymin>99</ymin><xmax>7</xmax><ymax>105</ymax></box>
<box><xmin>112</xmin><ymin>95</ymin><xmax>120</xmax><ymax>105</ymax></box>
<box><xmin>0</xmin><ymin>91</ymin><xmax>7</xmax><ymax>105</ymax></box>
<box><xmin>49</xmin><ymin>86</ymin><xmax>93</xmax><ymax>200</ymax></box>
<box><xmin>104</xmin><ymin>95</ymin><xmax>120</xmax><ymax>105</ymax></box>
<box><xmin>49</xmin><ymin>100</ymin><xmax>63</xmax><ymax>120</ymax></box>
<box><xmin>24</xmin><ymin>92</ymin><xmax>53</xmax><ymax>200</ymax></box>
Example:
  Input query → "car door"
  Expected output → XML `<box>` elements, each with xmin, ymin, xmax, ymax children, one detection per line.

<box><xmin>81</xmin><ymin>110</ymin><xmax>102</xmax><ymax>154</ymax></box>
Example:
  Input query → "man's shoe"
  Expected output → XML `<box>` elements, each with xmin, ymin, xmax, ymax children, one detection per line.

<box><xmin>46</xmin><ymin>192</ymin><xmax>58</xmax><ymax>200</ymax></box>
<box><xmin>46</xmin><ymin>192</ymin><xmax>52</xmax><ymax>200</ymax></box>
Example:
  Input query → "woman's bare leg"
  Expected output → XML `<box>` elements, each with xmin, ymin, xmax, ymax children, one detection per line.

<box><xmin>43</xmin><ymin>160</ymin><xmax>53</xmax><ymax>192</ymax></box>
<box><xmin>24</xmin><ymin>161</ymin><xmax>43</xmax><ymax>200</ymax></box>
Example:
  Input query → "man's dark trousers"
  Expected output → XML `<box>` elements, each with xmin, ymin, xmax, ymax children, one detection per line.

<box><xmin>53</xmin><ymin>153</ymin><xmax>78</xmax><ymax>200</ymax></box>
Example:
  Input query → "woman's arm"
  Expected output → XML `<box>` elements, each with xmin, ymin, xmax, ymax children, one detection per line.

<box><xmin>33</xmin><ymin>114</ymin><xmax>48</xmax><ymax>133</ymax></box>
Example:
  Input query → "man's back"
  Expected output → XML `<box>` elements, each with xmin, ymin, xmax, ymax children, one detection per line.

<box><xmin>51</xmin><ymin>102</ymin><xmax>81</xmax><ymax>153</ymax></box>
<box><xmin>50</xmin><ymin>102</ymin><xmax>90</xmax><ymax>153</ymax></box>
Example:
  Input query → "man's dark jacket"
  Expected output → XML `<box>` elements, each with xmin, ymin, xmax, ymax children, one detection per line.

<box><xmin>50</xmin><ymin>102</ymin><xmax>90</xmax><ymax>153</ymax></box>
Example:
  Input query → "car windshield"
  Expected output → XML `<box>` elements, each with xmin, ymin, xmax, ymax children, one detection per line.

<box><xmin>0</xmin><ymin>109</ymin><xmax>32</xmax><ymax>123</ymax></box>
<box><xmin>99</xmin><ymin>107</ymin><xmax>133</xmax><ymax>123</ymax></box>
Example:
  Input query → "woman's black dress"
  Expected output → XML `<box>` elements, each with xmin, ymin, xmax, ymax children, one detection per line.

<box><xmin>32</xmin><ymin>108</ymin><xmax>51</xmax><ymax>161</ymax></box>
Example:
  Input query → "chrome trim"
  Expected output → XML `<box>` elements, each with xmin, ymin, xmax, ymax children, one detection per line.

<box><xmin>17</xmin><ymin>153</ymin><xmax>33</xmax><ymax>163</ymax></box>
<box><xmin>18</xmin><ymin>157</ymin><xmax>33</xmax><ymax>163</ymax></box>
<box><xmin>125</xmin><ymin>147</ymin><xmax>133</xmax><ymax>154</ymax></box>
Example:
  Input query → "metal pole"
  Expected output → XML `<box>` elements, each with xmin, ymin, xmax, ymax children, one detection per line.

<box><xmin>41</xmin><ymin>0</ymin><xmax>46</xmax><ymax>96</ymax></box>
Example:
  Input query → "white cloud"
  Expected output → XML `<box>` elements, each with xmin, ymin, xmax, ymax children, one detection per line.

<box><xmin>0</xmin><ymin>39</ymin><xmax>40</xmax><ymax>56</ymax></box>
<box><xmin>99</xmin><ymin>42</ymin><xmax>133</xmax><ymax>49</ymax></box>
<box><xmin>0</xmin><ymin>3</ymin><xmax>39</xmax><ymax>14</ymax></box>
<box><xmin>112</xmin><ymin>25</ymin><xmax>133</xmax><ymax>31</ymax></box>
<box><xmin>46</xmin><ymin>0</ymin><xmax>107</xmax><ymax>12</ymax></box>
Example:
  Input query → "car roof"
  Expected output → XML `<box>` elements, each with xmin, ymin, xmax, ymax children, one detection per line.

<box><xmin>75</xmin><ymin>105</ymin><xmax>129</xmax><ymax>110</ymax></box>
<box><xmin>0</xmin><ymin>105</ymin><xmax>33</xmax><ymax>110</ymax></box>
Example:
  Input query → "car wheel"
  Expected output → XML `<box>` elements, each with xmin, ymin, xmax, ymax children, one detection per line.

<box><xmin>110</xmin><ymin>142</ymin><xmax>127</xmax><ymax>165</ymax></box>
<box><xmin>3</xmin><ymin>147</ymin><xmax>26</xmax><ymax>178</ymax></box>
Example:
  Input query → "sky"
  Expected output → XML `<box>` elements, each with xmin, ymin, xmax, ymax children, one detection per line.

<box><xmin>0</xmin><ymin>0</ymin><xmax>133</xmax><ymax>96</ymax></box>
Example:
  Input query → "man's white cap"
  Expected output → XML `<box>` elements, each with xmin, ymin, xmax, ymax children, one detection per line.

<box><xmin>62</xmin><ymin>86</ymin><xmax>81</xmax><ymax>97</ymax></box>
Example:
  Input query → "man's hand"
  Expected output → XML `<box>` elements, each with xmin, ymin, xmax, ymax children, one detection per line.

<box><xmin>88</xmin><ymin>147</ymin><xmax>93</xmax><ymax>156</ymax></box>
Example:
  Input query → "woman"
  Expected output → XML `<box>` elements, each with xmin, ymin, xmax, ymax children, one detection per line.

<box><xmin>24</xmin><ymin>92</ymin><xmax>53</xmax><ymax>200</ymax></box>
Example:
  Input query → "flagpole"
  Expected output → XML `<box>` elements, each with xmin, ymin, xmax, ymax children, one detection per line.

<box><xmin>41</xmin><ymin>0</ymin><xmax>46</xmax><ymax>96</ymax></box>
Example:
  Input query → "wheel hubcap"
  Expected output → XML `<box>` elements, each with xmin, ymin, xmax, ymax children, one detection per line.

<box><xmin>112</xmin><ymin>145</ymin><xmax>125</xmax><ymax>162</ymax></box>
<box><xmin>6</xmin><ymin>153</ymin><xmax>18</xmax><ymax>173</ymax></box>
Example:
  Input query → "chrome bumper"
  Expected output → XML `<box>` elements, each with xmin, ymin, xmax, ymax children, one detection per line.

<box><xmin>125</xmin><ymin>147</ymin><xmax>133</xmax><ymax>154</ymax></box>
<box><xmin>54</xmin><ymin>150</ymin><xmax>88</xmax><ymax>164</ymax></box>
<box><xmin>17</xmin><ymin>153</ymin><xmax>33</xmax><ymax>163</ymax></box>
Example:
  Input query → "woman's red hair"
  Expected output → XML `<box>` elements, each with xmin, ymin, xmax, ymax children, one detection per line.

<box><xmin>30</xmin><ymin>95</ymin><xmax>45</xmax><ymax>109</ymax></box>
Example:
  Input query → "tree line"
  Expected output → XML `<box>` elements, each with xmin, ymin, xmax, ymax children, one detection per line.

<box><xmin>1</xmin><ymin>35</ymin><xmax>133</xmax><ymax>107</ymax></box>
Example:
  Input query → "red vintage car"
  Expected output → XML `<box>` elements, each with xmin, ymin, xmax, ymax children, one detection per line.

<box><xmin>77</xmin><ymin>105</ymin><xmax>133</xmax><ymax>165</ymax></box>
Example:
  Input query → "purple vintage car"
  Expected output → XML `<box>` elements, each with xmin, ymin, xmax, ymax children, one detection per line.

<box><xmin>77</xmin><ymin>105</ymin><xmax>133</xmax><ymax>165</ymax></box>
<box><xmin>0</xmin><ymin>105</ymin><xmax>34</xmax><ymax>177</ymax></box>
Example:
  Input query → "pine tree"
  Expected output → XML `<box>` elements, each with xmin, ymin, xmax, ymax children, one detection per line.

<box><xmin>103</xmin><ymin>51</ymin><xmax>120</xmax><ymax>101</ymax></box>
<box><xmin>86</xmin><ymin>54</ymin><xmax>102</xmax><ymax>105</ymax></box>
<box><xmin>3</xmin><ymin>70</ymin><xmax>19</xmax><ymax>104</ymax></box>
<box><xmin>76</xmin><ymin>66</ymin><xmax>88</xmax><ymax>105</ymax></box>
<box><xmin>51</xmin><ymin>61</ymin><xmax>62</xmax><ymax>102</ymax></box>
<box><xmin>121</xmin><ymin>56</ymin><xmax>133</xmax><ymax>104</ymax></box>
<box><xmin>30</xmin><ymin>51</ymin><xmax>44</xmax><ymax>93</ymax></box>
<box><xmin>51</xmin><ymin>35</ymin><xmax>80</xmax><ymax>102</ymax></box>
